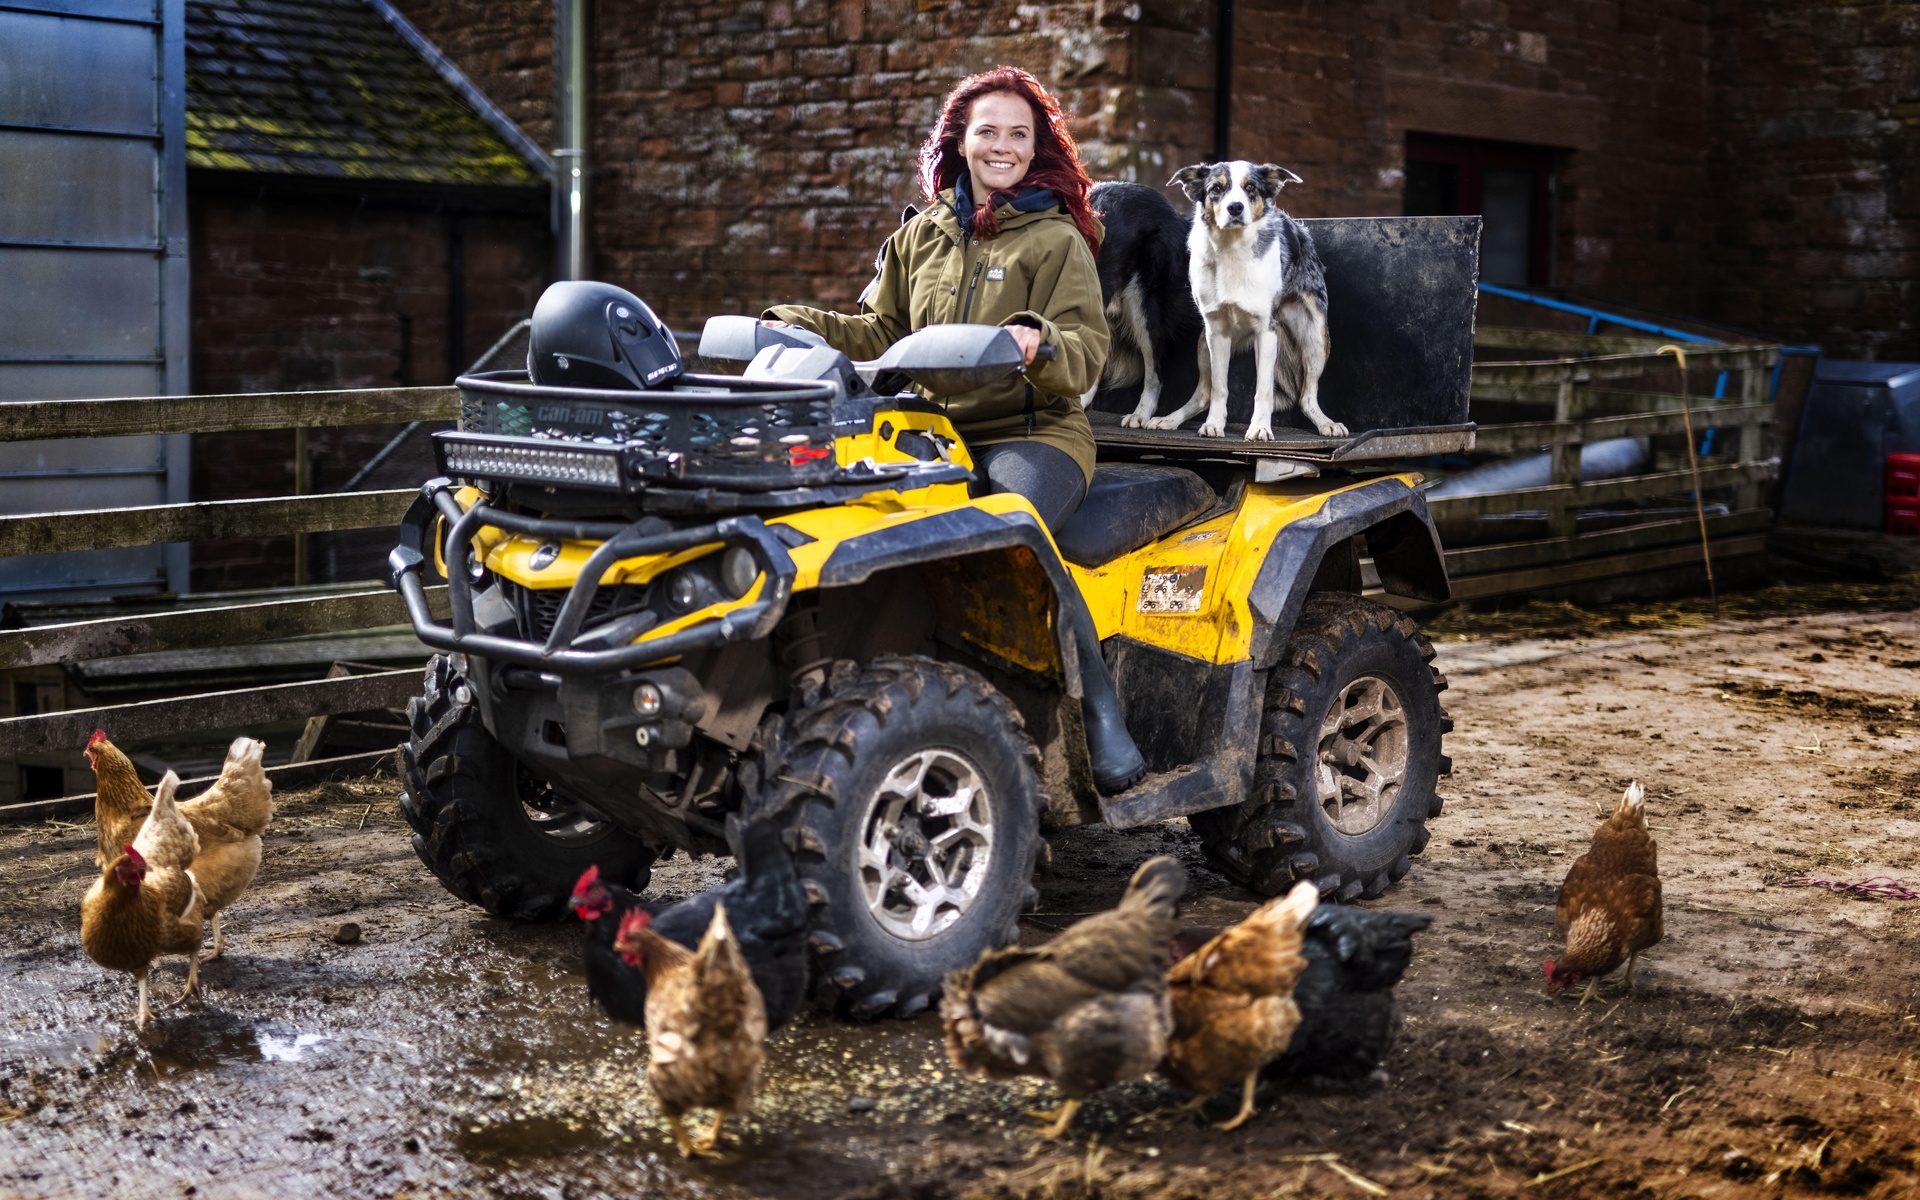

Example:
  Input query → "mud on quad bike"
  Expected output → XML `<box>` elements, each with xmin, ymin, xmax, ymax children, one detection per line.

<box><xmin>387</xmin><ymin>216</ymin><xmax>1480</xmax><ymax>1019</ymax></box>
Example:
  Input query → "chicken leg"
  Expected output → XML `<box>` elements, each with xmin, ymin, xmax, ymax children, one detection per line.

<box><xmin>1214</xmin><ymin>1071</ymin><xmax>1260</xmax><ymax>1132</ymax></box>
<box><xmin>1026</xmin><ymin>1099</ymin><xmax>1083</xmax><ymax>1138</ymax></box>
<box><xmin>135</xmin><ymin>974</ymin><xmax>153</xmax><ymax>1030</ymax></box>
<box><xmin>1624</xmin><ymin>950</ymin><xmax>1639</xmax><ymax>990</ymax></box>
<box><xmin>665</xmin><ymin>1113</ymin><xmax>696</xmax><ymax>1158</ymax></box>
<box><xmin>207</xmin><ymin>912</ymin><xmax>226</xmax><ymax>961</ymax></box>
<box><xmin>171</xmin><ymin>951</ymin><xmax>201</xmax><ymax>1005</ymax></box>
<box><xmin>692</xmin><ymin>1110</ymin><xmax>728</xmax><ymax>1156</ymax></box>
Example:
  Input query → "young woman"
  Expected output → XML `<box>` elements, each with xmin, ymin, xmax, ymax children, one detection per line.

<box><xmin>764</xmin><ymin>65</ymin><xmax>1108</xmax><ymax>531</ymax></box>
<box><xmin>765</xmin><ymin>67</ymin><xmax>1144</xmax><ymax>795</ymax></box>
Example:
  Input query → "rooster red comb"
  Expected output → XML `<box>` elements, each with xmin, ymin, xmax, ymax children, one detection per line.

<box><xmin>122</xmin><ymin>844</ymin><xmax>145</xmax><ymax>867</ymax></box>
<box><xmin>616</xmin><ymin>907</ymin><xmax>651</xmax><ymax>939</ymax></box>
<box><xmin>571</xmin><ymin>863</ymin><xmax>601</xmax><ymax>898</ymax></box>
<box><xmin>87</xmin><ymin>729</ymin><xmax>109</xmax><ymax>749</ymax></box>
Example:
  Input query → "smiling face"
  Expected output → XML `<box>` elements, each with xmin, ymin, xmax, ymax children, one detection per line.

<box><xmin>961</xmin><ymin>91</ymin><xmax>1035</xmax><ymax>194</ymax></box>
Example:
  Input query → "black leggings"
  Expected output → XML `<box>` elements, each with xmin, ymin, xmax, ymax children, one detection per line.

<box><xmin>972</xmin><ymin>440</ymin><xmax>1087</xmax><ymax>530</ymax></box>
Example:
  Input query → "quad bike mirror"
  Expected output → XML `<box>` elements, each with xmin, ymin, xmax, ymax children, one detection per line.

<box><xmin>698</xmin><ymin>314</ymin><xmax>828</xmax><ymax>362</ymax></box>
<box><xmin>864</xmin><ymin>324</ymin><xmax>1026</xmax><ymax>396</ymax></box>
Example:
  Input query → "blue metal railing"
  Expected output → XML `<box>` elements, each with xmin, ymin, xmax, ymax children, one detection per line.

<box><xmin>1476</xmin><ymin>282</ymin><xmax>1823</xmax><ymax>456</ymax></box>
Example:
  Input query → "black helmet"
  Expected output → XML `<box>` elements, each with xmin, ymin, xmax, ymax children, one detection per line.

<box><xmin>527</xmin><ymin>281</ymin><xmax>682</xmax><ymax>390</ymax></box>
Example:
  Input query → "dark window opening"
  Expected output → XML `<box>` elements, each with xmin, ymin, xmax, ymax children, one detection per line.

<box><xmin>20</xmin><ymin>765</ymin><xmax>65</xmax><ymax>801</ymax></box>
<box><xmin>1403</xmin><ymin>134</ymin><xmax>1557</xmax><ymax>287</ymax></box>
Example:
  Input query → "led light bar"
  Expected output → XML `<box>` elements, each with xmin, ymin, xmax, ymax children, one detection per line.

<box><xmin>435</xmin><ymin>433</ymin><xmax>626</xmax><ymax>492</ymax></box>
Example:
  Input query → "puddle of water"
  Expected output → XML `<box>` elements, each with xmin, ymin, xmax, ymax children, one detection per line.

<box><xmin>147</xmin><ymin>1022</ymin><xmax>338</xmax><ymax>1074</ymax></box>
<box><xmin>456</xmin><ymin>1112</ymin><xmax>612</xmax><ymax>1161</ymax></box>
<box><xmin>258</xmin><ymin>1031</ymin><xmax>330</xmax><ymax>1062</ymax></box>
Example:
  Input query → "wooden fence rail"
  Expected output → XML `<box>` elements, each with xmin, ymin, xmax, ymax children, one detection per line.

<box><xmin>0</xmin><ymin>490</ymin><xmax>416</xmax><ymax>557</ymax></box>
<box><xmin>0</xmin><ymin>386</ymin><xmax>458</xmax><ymax>442</ymax></box>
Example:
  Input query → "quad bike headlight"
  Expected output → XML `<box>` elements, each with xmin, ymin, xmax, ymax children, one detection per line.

<box><xmin>720</xmin><ymin>547</ymin><xmax>758</xmax><ymax>598</ymax></box>
<box><xmin>667</xmin><ymin>571</ymin><xmax>702</xmax><ymax>613</ymax></box>
<box><xmin>632</xmin><ymin>683</ymin><xmax>664</xmax><ymax>717</ymax></box>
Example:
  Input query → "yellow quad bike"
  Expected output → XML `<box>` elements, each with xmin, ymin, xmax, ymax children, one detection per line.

<box><xmin>388</xmin><ymin>216</ymin><xmax>1480</xmax><ymax>1019</ymax></box>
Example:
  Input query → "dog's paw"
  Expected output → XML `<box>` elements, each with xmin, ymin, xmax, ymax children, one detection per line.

<box><xmin>1120</xmin><ymin>412</ymin><xmax>1148</xmax><ymax>429</ymax></box>
<box><xmin>1244</xmin><ymin>423</ymin><xmax>1275</xmax><ymax>442</ymax></box>
<box><xmin>1145</xmin><ymin>414</ymin><xmax>1186</xmax><ymax>431</ymax></box>
<box><xmin>1315</xmin><ymin>420</ymin><xmax>1350</xmax><ymax>438</ymax></box>
<box><xmin>1197</xmin><ymin>420</ymin><xmax>1227</xmax><ymax>438</ymax></box>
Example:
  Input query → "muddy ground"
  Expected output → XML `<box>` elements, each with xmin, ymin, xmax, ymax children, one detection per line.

<box><xmin>3</xmin><ymin>578</ymin><xmax>1918</xmax><ymax>1199</ymax></box>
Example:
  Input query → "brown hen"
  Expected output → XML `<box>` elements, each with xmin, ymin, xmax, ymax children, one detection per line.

<box><xmin>81</xmin><ymin>772</ymin><xmax>204</xmax><ymax>1027</ymax></box>
<box><xmin>1547</xmin><ymin>780</ymin><xmax>1663</xmax><ymax>1000</ymax></box>
<box><xmin>613</xmin><ymin>902</ymin><xmax>766</xmax><ymax>1158</ymax></box>
<box><xmin>1162</xmin><ymin>880</ymin><xmax>1319</xmax><ymax>1129</ymax></box>
<box><xmin>942</xmin><ymin>855</ymin><xmax>1186</xmax><ymax>1137</ymax></box>
<box><xmin>88</xmin><ymin>732</ymin><xmax>272</xmax><ymax>959</ymax></box>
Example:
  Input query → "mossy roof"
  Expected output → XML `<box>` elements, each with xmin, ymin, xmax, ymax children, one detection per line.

<box><xmin>185</xmin><ymin>0</ymin><xmax>544</xmax><ymax>187</ymax></box>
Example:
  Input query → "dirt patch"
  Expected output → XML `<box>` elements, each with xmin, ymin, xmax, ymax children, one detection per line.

<box><xmin>3</xmin><ymin>595</ymin><xmax>1919</xmax><ymax>1198</ymax></box>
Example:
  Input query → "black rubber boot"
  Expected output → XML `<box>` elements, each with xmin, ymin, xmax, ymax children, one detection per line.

<box><xmin>1064</xmin><ymin>596</ymin><xmax>1146</xmax><ymax>795</ymax></box>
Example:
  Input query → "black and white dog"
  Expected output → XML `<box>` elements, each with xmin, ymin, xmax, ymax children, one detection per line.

<box><xmin>1153</xmin><ymin>161</ymin><xmax>1342</xmax><ymax>441</ymax></box>
<box><xmin>1078</xmin><ymin>181</ymin><xmax>1206</xmax><ymax>428</ymax></box>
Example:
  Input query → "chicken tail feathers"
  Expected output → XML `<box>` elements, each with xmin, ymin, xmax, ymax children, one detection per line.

<box><xmin>1118</xmin><ymin>855</ymin><xmax>1187</xmax><ymax>921</ymax></box>
<box><xmin>1619</xmin><ymin>780</ymin><xmax>1646</xmax><ymax>816</ymax></box>
<box><xmin>724</xmin><ymin>813</ymin><xmax>809</xmax><ymax>939</ymax></box>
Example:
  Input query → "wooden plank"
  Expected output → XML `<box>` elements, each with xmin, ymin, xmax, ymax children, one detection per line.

<box><xmin>1470</xmin><ymin>404</ymin><xmax>1773</xmax><ymax>453</ymax></box>
<box><xmin>0</xmin><ymin>587</ymin><xmax>449</xmax><ymax>671</ymax></box>
<box><xmin>1471</xmin><ymin>345</ymin><xmax>1777</xmax><ymax>388</ymax></box>
<box><xmin>0</xmin><ymin>748</ymin><xmax>396</xmax><ymax>824</ymax></box>
<box><xmin>0</xmin><ymin>386</ymin><xmax>458</xmax><ymax>443</ymax></box>
<box><xmin>0</xmin><ymin>490</ymin><xmax>416</xmax><ymax>557</ymax></box>
<box><xmin>1473</xmin><ymin>326</ymin><xmax>1671</xmax><ymax>355</ymax></box>
<box><xmin>1441</xmin><ymin>508</ymin><xmax>1774</xmax><ymax>577</ymax></box>
<box><xmin>1428</xmin><ymin>461</ymin><xmax>1778</xmax><ymax>521</ymax></box>
<box><xmin>0</xmin><ymin>669</ymin><xmax>423</xmax><ymax>759</ymax></box>
<box><xmin>1446</xmin><ymin>533</ymin><xmax>1770</xmax><ymax>601</ymax></box>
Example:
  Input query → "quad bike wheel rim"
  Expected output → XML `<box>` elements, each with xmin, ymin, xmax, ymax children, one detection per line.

<box><xmin>857</xmin><ymin>748</ymin><xmax>995</xmax><ymax>942</ymax></box>
<box><xmin>1314</xmin><ymin>674</ymin><xmax>1409</xmax><ymax>836</ymax></box>
<box><xmin>515</xmin><ymin>765</ymin><xmax>612</xmax><ymax>845</ymax></box>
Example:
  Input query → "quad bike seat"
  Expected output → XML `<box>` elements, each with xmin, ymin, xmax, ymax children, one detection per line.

<box><xmin>1054</xmin><ymin>463</ymin><xmax>1216</xmax><ymax>568</ymax></box>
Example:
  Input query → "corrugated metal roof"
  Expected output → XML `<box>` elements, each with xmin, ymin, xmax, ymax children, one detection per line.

<box><xmin>185</xmin><ymin>0</ymin><xmax>545</xmax><ymax>188</ymax></box>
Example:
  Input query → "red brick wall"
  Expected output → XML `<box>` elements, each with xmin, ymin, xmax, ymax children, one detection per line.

<box><xmin>189</xmin><ymin>187</ymin><xmax>548</xmax><ymax>590</ymax></box>
<box><xmin>393</xmin><ymin>0</ymin><xmax>1216</xmax><ymax>326</ymax></box>
<box><xmin>1230</xmin><ymin>2</ymin><xmax>1716</xmax><ymax>313</ymax></box>
<box><xmin>1707</xmin><ymin>1</ymin><xmax>1920</xmax><ymax>360</ymax></box>
<box><xmin>393</xmin><ymin>0</ymin><xmax>1917</xmax><ymax>357</ymax></box>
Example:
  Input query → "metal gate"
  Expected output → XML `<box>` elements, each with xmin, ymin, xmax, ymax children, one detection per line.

<box><xmin>0</xmin><ymin>0</ymin><xmax>189</xmax><ymax>600</ymax></box>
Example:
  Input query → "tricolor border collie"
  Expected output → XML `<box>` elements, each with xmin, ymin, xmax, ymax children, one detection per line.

<box><xmin>1156</xmin><ymin>161</ymin><xmax>1342</xmax><ymax>441</ymax></box>
<box><xmin>1078</xmin><ymin>182</ymin><xmax>1205</xmax><ymax>428</ymax></box>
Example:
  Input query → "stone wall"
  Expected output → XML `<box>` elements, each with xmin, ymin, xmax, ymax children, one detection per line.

<box><xmin>388</xmin><ymin>0</ymin><xmax>1918</xmax><ymax>355</ymax></box>
<box><xmin>1707</xmin><ymin>1</ymin><xmax>1920</xmax><ymax>359</ymax></box>
<box><xmin>392</xmin><ymin>0</ymin><xmax>1216</xmax><ymax>325</ymax></box>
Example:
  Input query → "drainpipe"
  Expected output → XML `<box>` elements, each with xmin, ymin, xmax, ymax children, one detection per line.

<box><xmin>1212</xmin><ymin>0</ymin><xmax>1232</xmax><ymax>161</ymax></box>
<box><xmin>553</xmin><ymin>0</ymin><xmax>589</xmax><ymax>280</ymax></box>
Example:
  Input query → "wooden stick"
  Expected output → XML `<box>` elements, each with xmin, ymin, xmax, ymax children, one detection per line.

<box><xmin>1526</xmin><ymin>1157</ymin><xmax>1606</xmax><ymax>1187</ymax></box>
<box><xmin>1659</xmin><ymin>345</ymin><xmax>1718</xmax><ymax>615</ymax></box>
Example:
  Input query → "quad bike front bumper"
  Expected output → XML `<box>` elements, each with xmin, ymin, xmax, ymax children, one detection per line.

<box><xmin>386</xmin><ymin>477</ymin><xmax>799</xmax><ymax>676</ymax></box>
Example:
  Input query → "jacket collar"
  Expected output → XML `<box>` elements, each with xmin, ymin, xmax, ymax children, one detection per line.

<box><xmin>930</xmin><ymin>181</ymin><xmax>1066</xmax><ymax>243</ymax></box>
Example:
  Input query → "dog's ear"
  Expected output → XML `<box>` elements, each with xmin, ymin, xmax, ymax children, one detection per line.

<box><xmin>1169</xmin><ymin>164</ymin><xmax>1213</xmax><ymax>203</ymax></box>
<box><xmin>1254</xmin><ymin>164</ymin><xmax>1304</xmax><ymax>198</ymax></box>
<box><xmin>900</xmin><ymin>203</ymin><xmax>921</xmax><ymax>226</ymax></box>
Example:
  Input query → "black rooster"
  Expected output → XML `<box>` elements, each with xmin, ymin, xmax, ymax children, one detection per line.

<box><xmin>1172</xmin><ymin>905</ymin><xmax>1431</xmax><ymax>1087</ymax></box>
<box><xmin>570</xmin><ymin>815</ymin><xmax>811</xmax><ymax>1030</ymax></box>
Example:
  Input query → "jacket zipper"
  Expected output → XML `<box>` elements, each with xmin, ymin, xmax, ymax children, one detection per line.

<box><xmin>960</xmin><ymin>260</ymin><xmax>984</xmax><ymax>323</ymax></box>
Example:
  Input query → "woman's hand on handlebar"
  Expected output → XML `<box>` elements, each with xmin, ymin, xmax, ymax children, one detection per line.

<box><xmin>1004</xmin><ymin>324</ymin><xmax>1044</xmax><ymax>366</ymax></box>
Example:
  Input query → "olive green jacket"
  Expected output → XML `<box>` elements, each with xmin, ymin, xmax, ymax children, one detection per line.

<box><xmin>765</xmin><ymin>187</ymin><xmax>1107</xmax><ymax>484</ymax></box>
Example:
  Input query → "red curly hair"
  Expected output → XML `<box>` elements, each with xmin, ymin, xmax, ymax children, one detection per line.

<box><xmin>916</xmin><ymin>66</ymin><xmax>1100</xmax><ymax>256</ymax></box>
